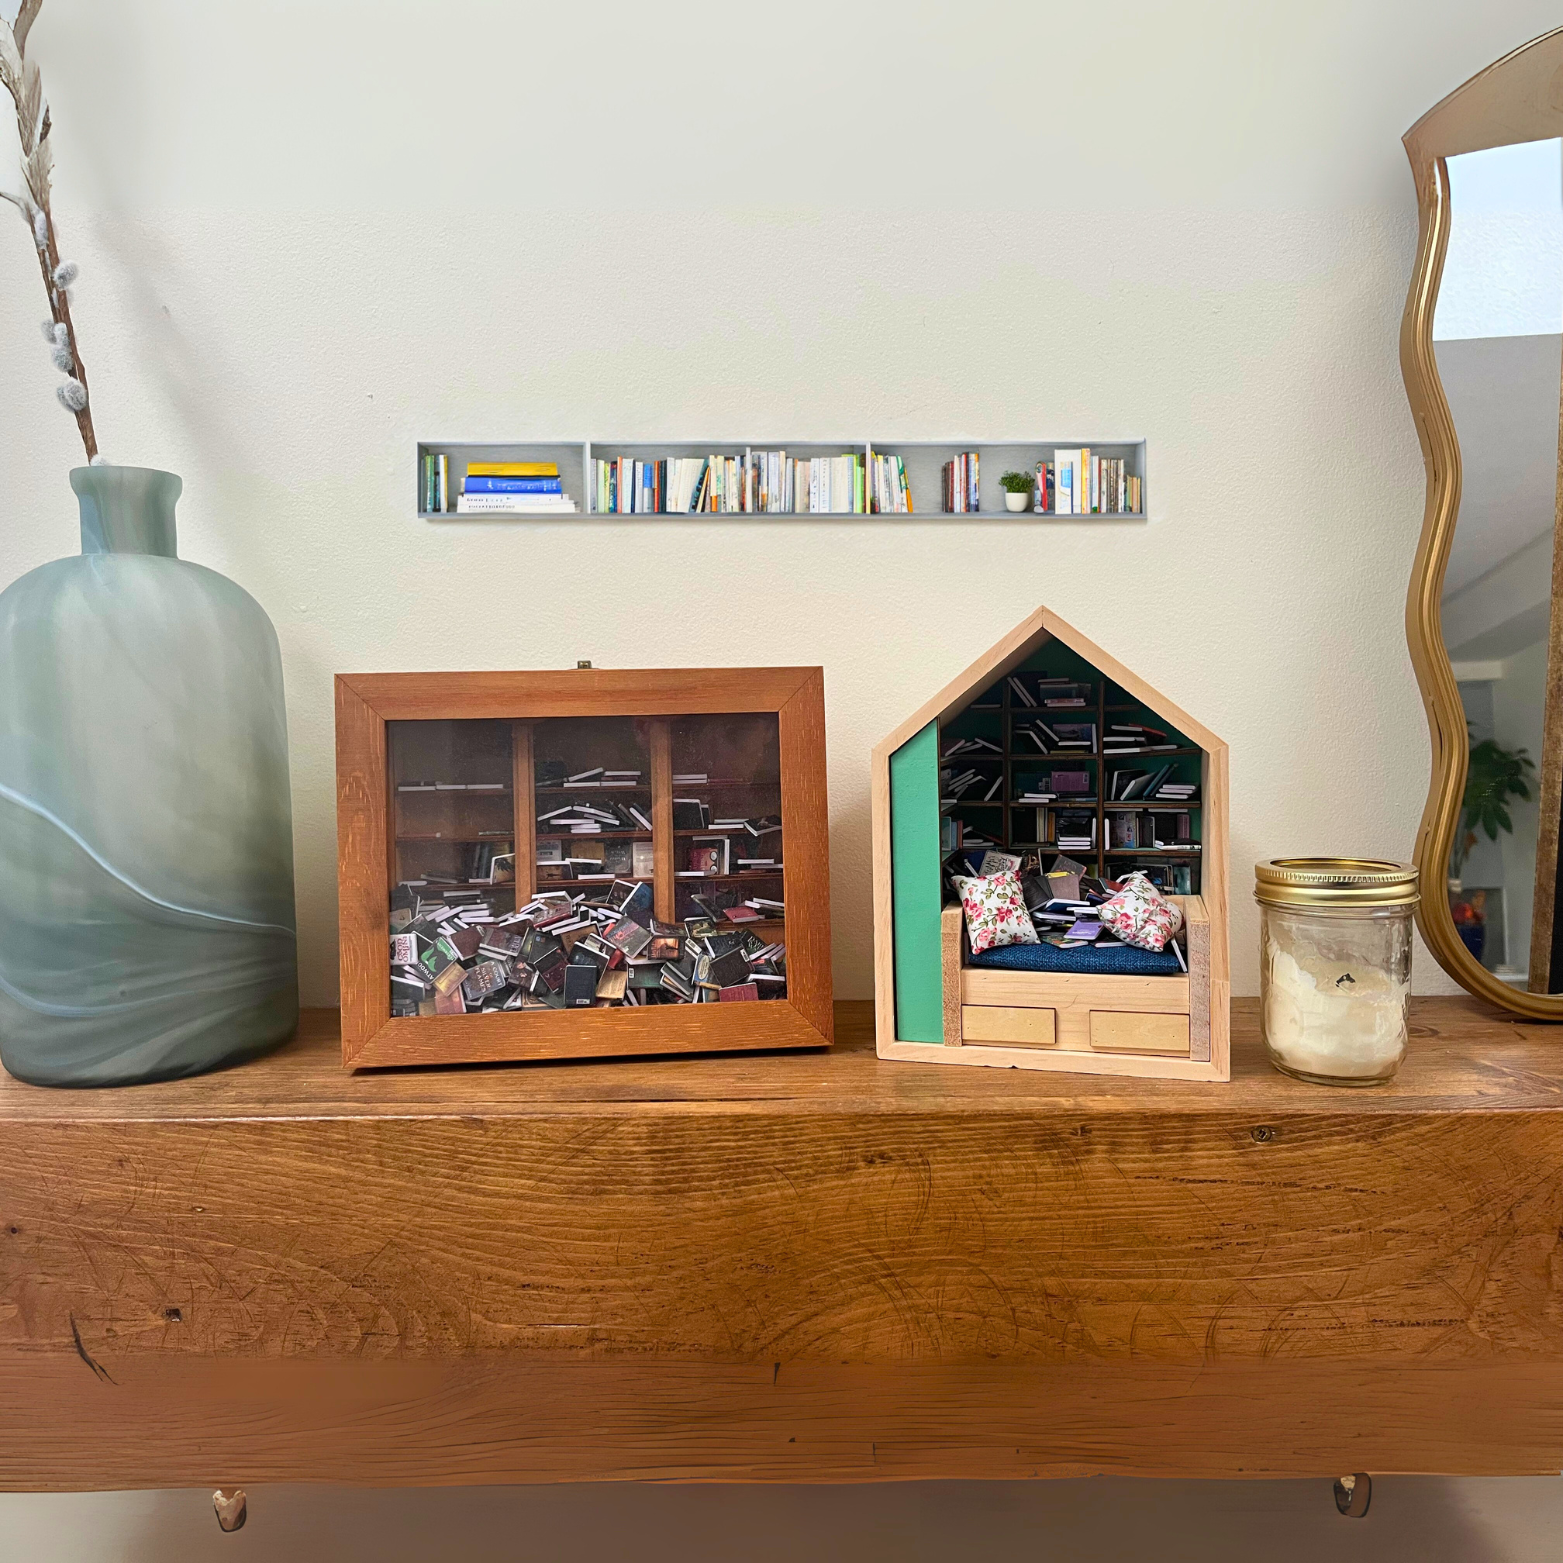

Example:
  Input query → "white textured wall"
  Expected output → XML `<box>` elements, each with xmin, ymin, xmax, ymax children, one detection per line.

<box><xmin>7</xmin><ymin>4</ymin><xmax>1548</xmax><ymax>1004</ymax></box>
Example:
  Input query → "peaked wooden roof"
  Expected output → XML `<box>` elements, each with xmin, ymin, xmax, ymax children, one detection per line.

<box><xmin>871</xmin><ymin>603</ymin><xmax>1225</xmax><ymax>761</ymax></box>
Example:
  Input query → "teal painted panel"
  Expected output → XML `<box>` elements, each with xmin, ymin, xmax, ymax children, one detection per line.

<box><xmin>890</xmin><ymin>721</ymin><xmax>944</xmax><ymax>1044</ymax></box>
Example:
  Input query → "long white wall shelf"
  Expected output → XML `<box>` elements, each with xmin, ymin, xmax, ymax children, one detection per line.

<box><xmin>415</xmin><ymin>439</ymin><xmax>1148</xmax><ymax>521</ymax></box>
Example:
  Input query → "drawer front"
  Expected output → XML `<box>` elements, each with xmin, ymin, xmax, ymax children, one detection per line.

<box><xmin>962</xmin><ymin>1006</ymin><xmax>1057</xmax><ymax>1048</ymax></box>
<box><xmin>1089</xmin><ymin>1011</ymin><xmax>1190</xmax><ymax>1056</ymax></box>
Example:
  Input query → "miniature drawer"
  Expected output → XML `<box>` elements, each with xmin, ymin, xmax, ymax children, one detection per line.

<box><xmin>1088</xmin><ymin>1011</ymin><xmax>1190</xmax><ymax>1056</ymax></box>
<box><xmin>961</xmin><ymin>1005</ymin><xmax>1057</xmax><ymax>1048</ymax></box>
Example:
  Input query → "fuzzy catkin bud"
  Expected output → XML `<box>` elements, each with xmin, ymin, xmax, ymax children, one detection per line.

<box><xmin>40</xmin><ymin>319</ymin><xmax>57</xmax><ymax>343</ymax></box>
<box><xmin>56</xmin><ymin>379</ymin><xmax>87</xmax><ymax>412</ymax></box>
<box><xmin>50</xmin><ymin>347</ymin><xmax>72</xmax><ymax>372</ymax></box>
<box><xmin>52</xmin><ymin>261</ymin><xmax>78</xmax><ymax>288</ymax></box>
<box><xmin>32</xmin><ymin>210</ymin><xmax>47</xmax><ymax>246</ymax></box>
<box><xmin>52</xmin><ymin>323</ymin><xmax>69</xmax><ymax>347</ymax></box>
<box><xmin>89</xmin><ymin>454</ymin><xmax>108</xmax><ymax>466</ymax></box>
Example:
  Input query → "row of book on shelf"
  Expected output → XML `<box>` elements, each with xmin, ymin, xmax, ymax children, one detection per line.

<box><xmin>428</xmin><ymin>459</ymin><xmax>580</xmax><ymax>516</ymax></box>
<box><xmin>1033</xmin><ymin>452</ymin><xmax>1141</xmax><ymax>516</ymax></box>
<box><xmin>940</xmin><ymin>762</ymin><xmax>1196</xmax><ymax>805</ymax></box>
<box><xmin>425</xmin><ymin>451</ymin><xmax>1141</xmax><ymax>517</ymax></box>
<box><xmin>591</xmin><ymin>449</ymin><xmax>914</xmax><ymax>515</ymax></box>
<box><xmin>941</xmin><ymin>453</ymin><xmax>1141</xmax><ymax>515</ymax></box>
<box><xmin>939</xmin><ymin>817</ymin><xmax>1198</xmax><ymax>885</ymax></box>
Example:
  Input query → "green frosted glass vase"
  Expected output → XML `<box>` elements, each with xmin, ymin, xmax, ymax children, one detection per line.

<box><xmin>0</xmin><ymin>466</ymin><xmax>298</xmax><ymax>1086</ymax></box>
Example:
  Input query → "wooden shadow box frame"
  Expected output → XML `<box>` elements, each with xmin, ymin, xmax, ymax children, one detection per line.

<box><xmin>336</xmin><ymin>667</ymin><xmax>832</xmax><ymax>1070</ymax></box>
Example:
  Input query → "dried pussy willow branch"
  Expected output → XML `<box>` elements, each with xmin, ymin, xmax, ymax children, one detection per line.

<box><xmin>1</xmin><ymin>0</ymin><xmax>98</xmax><ymax>461</ymax></box>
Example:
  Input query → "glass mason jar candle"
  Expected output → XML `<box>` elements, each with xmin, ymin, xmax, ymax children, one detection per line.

<box><xmin>1254</xmin><ymin>859</ymin><xmax>1419</xmax><ymax>1086</ymax></box>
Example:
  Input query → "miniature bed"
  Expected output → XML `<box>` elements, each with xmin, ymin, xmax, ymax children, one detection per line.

<box><xmin>872</xmin><ymin>604</ymin><xmax>1230</xmax><ymax>1081</ymax></box>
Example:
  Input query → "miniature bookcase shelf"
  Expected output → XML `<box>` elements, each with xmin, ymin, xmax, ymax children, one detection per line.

<box><xmin>937</xmin><ymin>650</ymin><xmax>1205</xmax><ymax>895</ymax></box>
<box><xmin>871</xmin><ymin>605</ymin><xmax>1229</xmax><ymax>1082</ymax></box>
<box><xmin>415</xmin><ymin>440</ymin><xmax>1148</xmax><ymax>521</ymax></box>
<box><xmin>389</xmin><ymin>715</ymin><xmax>786</xmax><ymax>997</ymax></box>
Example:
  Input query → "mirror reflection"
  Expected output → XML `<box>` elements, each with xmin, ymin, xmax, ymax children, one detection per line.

<box><xmin>1436</xmin><ymin>136</ymin><xmax>1563</xmax><ymax>991</ymax></box>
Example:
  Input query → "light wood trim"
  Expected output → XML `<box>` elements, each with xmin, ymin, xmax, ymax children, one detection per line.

<box><xmin>870</xmin><ymin>603</ymin><xmax>1225</xmax><ymax>768</ymax></box>
<box><xmin>511</xmin><ymin>721</ymin><xmax>535</xmax><ymax>903</ymax></box>
<box><xmin>941</xmin><ymin>903</ymin><xmax>964</xmax><ymax>1045</ymax></box>
<box><xmin>962</xmin><ymin>969</ymin><xmax>1190</xmax><ymax>1012</ymax></box>
<box><xmin>962</xmin><ymin>1005</ymin><xmax>1055</xmax><ymax>1048</ymax></box>
<box><xmin>777</xmin><ymin>671</ymin><xmax>834</xmax><ymax>1044</ymax></box>
<box><xmin>1183</xmin><ymin>894</ymin><xmax>1212</xmax><ymax>1064</ymax></box>
<box><xmin>650</xmin><ymin>719</ymin><xmax>674</xmax><ymax>924</ymax></box>
<box><xmin>1200</xmin><ymin>748</ymin><xmax>1231</xmax><ymax>1078</ymax></box>
<box><xmin>1401</xmin><ymin>26</ymin><xmax>1563</xmax><ymax>1020</ymax></box>
<box><xmin>1089</xmin><ymin>1010</ymin><xmax>1190</xmax><ymax>1055</ymax></box>
<box><xmin>877</xmin><ymin>1035</ymin><xmax>1225</xmax><ymax>1080</ymax></box>
<box><xmin>335</xmin><ymin>677</ymin><xmax>391</xmax><ymax>1065</ymax></box>
<box><xmin>339</xmin><ymin>667</ymin><xmax>816</xmax><ymax>722</ymax></box>
<box><xmin>871</xmin><ymin>742</ymin><xmax>897</xmax><ymax>1055</ymax></box>
<box><xmin>963</xmin><ymin>968</ymin><xmax>1189</xmax><ymax>1054</ymax></box>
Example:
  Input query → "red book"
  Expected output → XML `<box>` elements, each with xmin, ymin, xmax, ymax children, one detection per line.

<box><xmin>687</xmin><ymin>845</ymin><xmax>722</xmax><ymax>875</ymax></box>
<box><xmin>718</xmin><ymin>983</ymin><xmax>759</xmax><ymax>1002</ymax></box>
<box><xmin>722</xmin><ymin>904</ymin><xmax>762</xmax><ymax>923</ymax></box>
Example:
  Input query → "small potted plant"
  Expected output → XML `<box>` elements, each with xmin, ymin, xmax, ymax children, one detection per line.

<box><xmin>1450</xmin><ymin>735</ymin><xmax>1535</xmax><ymax>885</ymax></box>
<box><xmin>999</xmin><ymin>471</ymin><xmax>1033</xmax><ymax>512</ymax></box>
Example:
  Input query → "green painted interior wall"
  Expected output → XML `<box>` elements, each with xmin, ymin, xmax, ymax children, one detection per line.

<box><xmin>889</xmin><ymin>721</ymin><xmax>944</xmax><ymax>1043</ymax></box>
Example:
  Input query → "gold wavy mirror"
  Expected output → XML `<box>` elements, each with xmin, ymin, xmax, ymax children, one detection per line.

<box><xmin>1404</xmin><ymin>27</ymin><xmax>1563</xmax><ymax>1016</ymax></box>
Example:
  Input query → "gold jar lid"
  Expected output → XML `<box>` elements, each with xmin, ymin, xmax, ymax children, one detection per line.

<box><xmin>1254</xmin><ymin>857</ymin><xmax>1420</xmax><ymax>909</ymax></box>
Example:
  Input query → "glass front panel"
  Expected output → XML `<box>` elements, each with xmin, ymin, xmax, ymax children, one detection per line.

<box><xmin>1436</xmin><ymin>138</ymin><xmax>1563</xmax><ymax>991</ymax></box>
<box><xmin>386</xmin><ymin>713</ymin><xmax>787</xmax><ymax>1016</ymax></box>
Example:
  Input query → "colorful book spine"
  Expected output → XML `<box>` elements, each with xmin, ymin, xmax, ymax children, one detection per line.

<box><xmin>466</xmin><ymin>462</ymin><xmax>559</xmax><ymax>477</ymax></box>
<box><xmin>463</xmin><ymin>476</ymin><xmax>562</xmax><ymax>494</ymax></box>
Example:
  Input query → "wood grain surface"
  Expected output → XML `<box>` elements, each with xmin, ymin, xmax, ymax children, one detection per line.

<box><xmin>4</xmin><ymin>997</ymin><xmax>1563</xmax><ymax>1487</ymax></box>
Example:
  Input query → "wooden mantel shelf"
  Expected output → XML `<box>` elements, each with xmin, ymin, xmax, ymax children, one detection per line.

<box><xmin>3</xmin><ymin>996</ymin><xmax>1563</xmax><ymax>1489</ymax></box>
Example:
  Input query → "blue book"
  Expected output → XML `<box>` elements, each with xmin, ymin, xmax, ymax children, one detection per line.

<box><xmin>463</xmin><ymin>476</ymin><xmax>563</xmax><ymax>494</ymax></box>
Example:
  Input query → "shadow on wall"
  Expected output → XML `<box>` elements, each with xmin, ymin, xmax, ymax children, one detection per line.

<box><xmin>0</xmin><ymin>1474</ymin><xmax>1539</xmax><ymax>1563</ymax></box>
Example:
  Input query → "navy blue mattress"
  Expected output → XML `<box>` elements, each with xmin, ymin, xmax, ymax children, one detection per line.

<box><xmin>969</xmin><ymin>941</ymin><xmax>1183</xmax><ymax>977</ymax></box>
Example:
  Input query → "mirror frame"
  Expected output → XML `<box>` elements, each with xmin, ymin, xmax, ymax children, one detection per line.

<box><xmin>1402</xmin><ymin>27</ymin><xmax>1563</xmax><ymax>1017</ymax></box>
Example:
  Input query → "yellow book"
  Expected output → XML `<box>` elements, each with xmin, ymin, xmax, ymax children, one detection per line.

<box><xmin>466</xmin><ymin>462</ymin><xmax>559</xmax><ymax>478</ymax></box>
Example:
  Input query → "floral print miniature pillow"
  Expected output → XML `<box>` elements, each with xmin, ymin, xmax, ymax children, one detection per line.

<box><xmin>954</xmin><ymin>870</ymin><xmax>1039</xmax><ymax>954</ymax></box>
<box><xmin>1098</xmin><ymin>872</ymin><xmax>1184</xmax><ymax>952</ymax></box>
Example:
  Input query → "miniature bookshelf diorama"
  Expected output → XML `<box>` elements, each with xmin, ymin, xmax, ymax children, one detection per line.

<box><xmin>871</xmin><ymin>605</ymin><xmax>1230</xmax><ymax>1080</ymax></box>
<box><xmin>335</xmin><ymin>667</ymin><xmax>831</xmax><ymax>1069</ymax></box>
<box><xmin>416</xmin><ymin>441</ymin><xmax>1147</xmax><ymax>520</ymax></box>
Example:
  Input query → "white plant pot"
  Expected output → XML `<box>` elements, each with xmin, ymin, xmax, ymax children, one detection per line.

<box><xmin>1004</xmin><ymin>492</ymin><xmax>1030</xmax><ymax>511</ymax></box>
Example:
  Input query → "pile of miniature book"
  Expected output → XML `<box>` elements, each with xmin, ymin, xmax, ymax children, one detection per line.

<box><xmin>389</xmin><ymin>878</ymin><xmax>787</xmax><ymax>1014</ymax></box>
<box><xmin>947</xmin><ymin>847</ymin><xmax>1188</xmax><ymax>975</ymax></box>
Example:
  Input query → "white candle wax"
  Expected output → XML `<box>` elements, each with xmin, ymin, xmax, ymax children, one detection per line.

<box><xmin>1263</xmin><ymin>943</ymin><xmax>1407</xmax><ymax>1078</ymax></box>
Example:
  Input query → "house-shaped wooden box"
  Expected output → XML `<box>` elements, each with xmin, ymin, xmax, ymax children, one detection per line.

<box><xmin>871</xmin><ymin>605</ymin><xmax>1230</xmax><ymax>1080</ymax></box>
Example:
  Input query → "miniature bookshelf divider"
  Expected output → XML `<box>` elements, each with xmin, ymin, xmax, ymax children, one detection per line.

<box><xmin>338</xmin><ymin>668</ymin><xmax>831</xmax><ymax>1070</ymax></box>
<box><xmin>871</xmin><ymin>605</ymin><xmax>1230</xmax><ymax>1082</ymax></box>
<box><xmin>415</xmin><ymin>439</ymin><xmax>1148</xmax><ymax>520</ymax></box>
